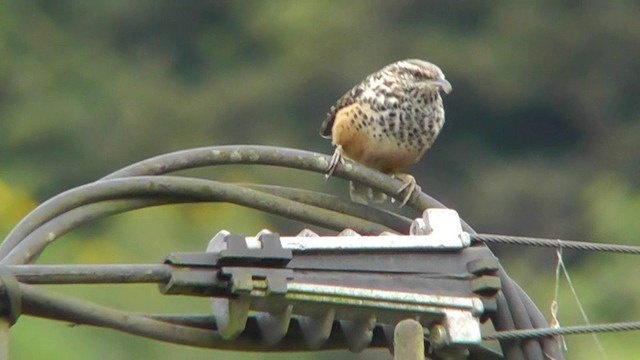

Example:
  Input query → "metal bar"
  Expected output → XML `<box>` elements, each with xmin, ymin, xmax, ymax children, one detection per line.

<box><xmin>271</xmin><ymin>234</ymin><xmax>469</xmax><ymax>251</ymax></box>
<box><xmin>5</xmin><ymin>264</ymin><xmax>170</xmax><ymax>284</ymax></box>
<box><xmin>287</xmin><ymin>283</ymin><xmax>483</xmax><ymax>313</ymax></box>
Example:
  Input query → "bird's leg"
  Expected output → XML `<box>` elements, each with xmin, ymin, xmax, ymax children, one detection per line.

<box><xmin>325</xmin><ymin>145</ymin><xmax>345</xmax><ymax>180</ymax></box>
<box><xmin>393</xmin><ymin>173</ymin><xmax>421</xmax><ymax>206</ymax></box>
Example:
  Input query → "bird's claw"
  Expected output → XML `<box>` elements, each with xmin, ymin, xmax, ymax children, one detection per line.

<box><xmin>325</xmin><ymin>145</ymin><xmax>345</xmax><ymax>180</ymax></box>
<box><xmin>393</xmin><ymin>174</ymin><xmax>421</xmax><ymax>207</ymax></box>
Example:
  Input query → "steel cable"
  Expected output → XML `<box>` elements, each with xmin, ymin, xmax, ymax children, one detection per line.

<box><xmin>484</xmin><ymin>321</ymin><xmax>640</xmax><ymax>341</ymax></box>
<box><xmin>472</xmin><ymin>234</ymin><xmax>640</xmax><ymax>254</ymax></box>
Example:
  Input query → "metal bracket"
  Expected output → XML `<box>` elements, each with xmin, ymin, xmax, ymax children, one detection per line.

<box><xmin>156</xmin><ymin>209</ymin><xmax>500</xmax><ymax>353</ymax></box>
<box><xmin>159</xmin><ymin>231</ymin><xmax>293</xmax><ymax>297</ymax></box>
<box><xmin>206</xmin><ymin>231</ymin><xmax>294</xmax><ymax>340</ymax></box>
<box><xmin>216</xmin><ymin>232</ymin><xmax>292</xmax><ymax>266</ymax></box>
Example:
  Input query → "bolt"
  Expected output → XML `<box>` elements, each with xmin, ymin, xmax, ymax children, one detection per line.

<box><xmin>429</xmin><ymin>324</ymin><xmax>448</xmax><ymax>349</ymax></box>
<box><xmin>410</xmin><ymin>218</ymin><xmax>429</xmax><ymax>235</ymax></box>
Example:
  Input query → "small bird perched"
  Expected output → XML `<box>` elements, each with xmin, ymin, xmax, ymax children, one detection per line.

<box><xmin>321</xmin><ymin>59</ymin><xmax>452</xmax><ymax>205</ymax></box>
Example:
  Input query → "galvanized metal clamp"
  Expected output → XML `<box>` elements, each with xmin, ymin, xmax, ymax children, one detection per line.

<box><xmin>159</xmin><ymin>209</ymin><xmax>502</xmax><ymax>358</ymax></box>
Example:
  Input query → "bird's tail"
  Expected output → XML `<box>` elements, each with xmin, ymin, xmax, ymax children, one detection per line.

<box><xmin>349</xmin><ymin>181</ymin><xmax>387</xmax><ymax>204</ymax></box>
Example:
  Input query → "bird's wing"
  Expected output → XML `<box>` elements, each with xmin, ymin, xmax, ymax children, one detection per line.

<box><xmin>320</xmin><ymin>86</ymin><xmax>364</xmax><ymax>139</ymax></box>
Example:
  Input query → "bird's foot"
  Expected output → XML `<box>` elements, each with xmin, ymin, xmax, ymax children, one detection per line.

<box><xmin>325</xmin><ymin>145</ymin><xmax>345</xmax><ymax>180</ymax></box>
<box><xmin>393</xmin><ymin>173</ymin><xmax>421</xmax><ymax>207</ymax></box>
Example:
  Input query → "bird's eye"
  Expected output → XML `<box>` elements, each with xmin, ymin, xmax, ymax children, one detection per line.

<box><xmin>412</xmin><ymin>70</ymin><xmax>423</xmax><ymax>78</ymax></box>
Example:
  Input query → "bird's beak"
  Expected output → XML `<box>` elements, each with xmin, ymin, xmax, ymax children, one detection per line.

<box><xmin>429</xmin><ymin>79</ymin><xmax>452</xmax><ymax>94</ymax></box>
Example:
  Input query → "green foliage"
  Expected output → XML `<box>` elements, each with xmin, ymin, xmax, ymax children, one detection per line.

<box><xmin>1</xmin><ymin>0</ymin><xmax>639</xmax><ymax>358</ymax></box>
<box><xmin>584</xmin><ymin>175</ymin><xmax>640</xmax><ymax>245</ymax></box>
<box><xmin>0</xmin><ymin>180</ymin><xmax>37</xmax><ymax>235</ymax></box>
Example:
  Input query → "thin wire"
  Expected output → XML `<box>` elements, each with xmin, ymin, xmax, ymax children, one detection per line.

<box><xmin>483</xmin><ymin>321</ymin><xmax>640</xmax><ymax>341</ymax></box>
<box><xmin>551</xmin><ymin>246</ymin><xmax>567</xmax><ymax>351</ymax></box>
<box><xmin>471</xmin><ymin>233</ymin><xmax>640</xmax><ymax>254</ymax></box>
<box><xmin>556</xmin><ymin>244</ymin><xmax>609</xmax><ymax>360</ymax></box>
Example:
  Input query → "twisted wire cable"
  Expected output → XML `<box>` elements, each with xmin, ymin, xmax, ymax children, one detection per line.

<box><xmin>472</xmin><ymin>234</ymin><xmax>640</xmax><ymax>254</ymax></box>
<box><xmin>484</xmin><ymin>321</ymin><xmax>640</xmax><ymax>341</ymax></box>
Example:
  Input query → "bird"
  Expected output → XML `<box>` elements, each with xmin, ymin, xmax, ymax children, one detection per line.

<box><xmin>320</xmin><ymin>59</ymin><xmax>451</xmax><ymax>205</ymax></box>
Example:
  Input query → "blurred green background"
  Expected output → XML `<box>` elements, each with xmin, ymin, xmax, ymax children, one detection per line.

<box><xmin>1</xmin><ymin>1</ymin><xmax>639</xmax><ymax>359</ymax></box>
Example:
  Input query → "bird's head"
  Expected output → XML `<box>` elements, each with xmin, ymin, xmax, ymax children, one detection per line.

<box><xmin>392</xmin><ymin>59</ymin><xmax>452</xmax><ymax>94</ymax></box>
